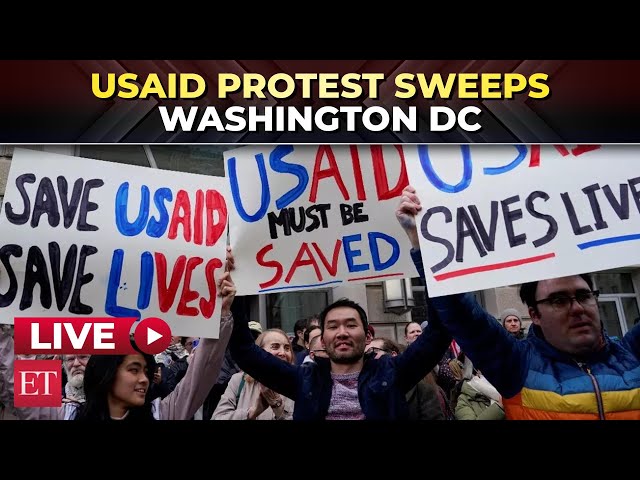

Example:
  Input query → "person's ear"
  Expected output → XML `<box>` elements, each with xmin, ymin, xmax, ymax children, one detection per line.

<box><xmin>529</xmin><ymin>306</ymin><xmax>541</xmax><ymax>325</ymax></box>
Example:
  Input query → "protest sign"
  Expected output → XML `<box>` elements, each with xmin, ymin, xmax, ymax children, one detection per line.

<box><xmin>0</xmin><ymin>148</ymin><xmax>229</xmax><ymax>338</ymax></box>
<box><xmin>404</xmin><ymin>144</ymin><xmax>640</xmax><ymax>296</ymax></box>
<box><xmin>225</xmin><ymin>145</ymin><xmax>418</xmax><ymax>295</ymax></box>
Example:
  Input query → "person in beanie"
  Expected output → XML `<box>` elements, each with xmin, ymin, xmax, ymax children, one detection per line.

<box><xmin>500</xmin><ymin>309</ymin><xmax>525</xmax><ymax>340</ymax></box>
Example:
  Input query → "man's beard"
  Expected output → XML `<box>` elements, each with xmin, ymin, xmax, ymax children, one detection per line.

<box><xmin>65</xmin><ymin>373</ymin><xmax>86</xmax><ymax>403</ymax></box>
<box><xmin>327</xmin><ymin>344</ymin><xmax>365</xmax><ymax>364</ymax></box>
<box><xmin>68</xmin><ymin>373</ymin><xmax>84</xmax><ymax>389</ymax></box>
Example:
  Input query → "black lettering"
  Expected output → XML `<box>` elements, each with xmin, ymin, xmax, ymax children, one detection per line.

<box><xmin>421</xmin><ymin>206</ymin><xmax>455</xmax><ymax>273</ymax></box>
<box><xmin>602</xmin><ymin>183</ymin><xmax>630</xmax><ymax>220</ymax></box>
<box><xmin>456</xmin><ymin>207</ymin><xmax>487</xmax><ymax>262</ymax></box>
<box><xmin>627</xmin><ymin>177</ymin><xmax>640</xmax><ymax>215</ymax></box>
<box><xmin>58</xmin><ymin>176</ymin><xmax>84</xmax><ymax>228</ymax></box>
<box><xmin>0</xmin><ymin>244</ymin><xmax>22</xmax><ymax>307</ymax></box>
<box><xmin>582</xmin><ymin>183</ymin><xmax>608</xmax><ymax>230</ymax></box>
<box><xmin>501</xmin><ymin>195</ymin><xmax>526</xmax><ymax>247</ymax></box>
<box><xmin>289</xmin><ymin>207</ymin><xmax>306</xmax><ymax>234</ymax></box>
<box><xmin>31</xmin><ymin>177</ymin><xmax>60</xmax><ymax>228</ymax></box>
<box><xmin>353</xmin><ymin>203</ymin><xmax>369</xmax><ymax>223</ymax></box>
<box><xmin>340</xmin><ymin>203</ymin><xmax>354</xmax><ymax>225</ymax></box>
<box><xmin>77</xmin><ymin>179</ymin><xmax>104</xmax><ymax>231</ymax></box>
<box><xmin>468</xmin><ymin>202</ymin><xmax>498</xmax><ymax>252</ymax></box>
<box><xmin>526</xmin><ymin>191</ymin><xmax>558</xmax><ymax>247</ymax></box>
<box><xmin>306</xmin><ymin>206</ymin><xmax>321</xmax><ymax>232</ymax></box>
<box><xmin>20</xmin><ymin>246</ymin><xmax>52</xmax><ymax>310</ymax></box>
<box><xmin>49</xmin><ymin>242</ymin><xmax>77</xmax><ymax>311</ymax></box>
<box><xmin>4</xmin><ymin>173</ymin><xmax>35</xmax><ymax>225</ymax></box>
<box><xmin>305</xmin><ymin>204</ymin><xmax>331</xmax><ymax>233</ymax></box>
<box><xmin>69</xmin><ymin>245</ymin><xmax>97</xmax><ymax>315</ymax></box>
<box><xmin>315</xmin><ymin>204</ymin><xmax>331</xmax><ymax>228</ymax></box>
<box><xmin>267</xmin><ymin>209</ymin><xmax>290</xmax><ymax>239</ymax></box>
<box><xmin>561</xmin><ymin>192</ymin><xmax>593</xmax><ymax>235</ymax></box>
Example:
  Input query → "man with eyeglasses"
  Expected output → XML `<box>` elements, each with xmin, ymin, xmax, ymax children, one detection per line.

<box><xmin>396</xmin><ymin>185</ymin><xmax>640</xmax><ymax>420</ymax></box>
<box><xmin>307</xmin><ymin>335</ymin><xmax>328</xmax><ymax>362</ymax></box>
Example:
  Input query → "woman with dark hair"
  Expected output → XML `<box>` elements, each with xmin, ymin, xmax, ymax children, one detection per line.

<box><xmin>73</xmin><ymin>350</ymin><xmax>158</xmax><ymax>421</ymax></box>
<box><xmin>0</xmin><ymin>265</ymin><xmax>238</xmax><ymax>421</ymax></box>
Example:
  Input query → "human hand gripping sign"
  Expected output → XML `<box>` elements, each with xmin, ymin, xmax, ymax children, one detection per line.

<box><xmin>218</xmin><ymin>247</ymin><xmax>237</xmax><ymax>317</ymax></box>
<box><xmin>395</xmin><ymin>185</ymin><xmax>422</xmax><ymax>250</ymax></box>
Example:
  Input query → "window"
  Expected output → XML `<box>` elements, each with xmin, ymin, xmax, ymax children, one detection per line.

<box><xmin>76</xmin><ymin>145</ymin><xmax>151</xmax><ymax>167</ymax></box>
<box><xmin>410</xmin><ymin>277</ymin><xmax>484</xmax><ymax>326</ymax></box>
<box><xmin>593</xmin><ymin>272</ymin><xmax>640</xmax><ymax>337</ymax></box>
<box><xmin>410</xmin><ymin>277</ymin><xmax>429</xmax><ymax>326</ymax></box>
<box><xmin>266</xmin><ymin>290</ymin><xmax>331</xmax><ymax>337</ymax></box>
<box><xmin>150</xmin><ymin>145</ymin><xmax>237</xmax><ymax>176</ymax></box>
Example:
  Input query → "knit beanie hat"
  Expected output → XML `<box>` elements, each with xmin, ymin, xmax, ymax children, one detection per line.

<box><xmin>500</xmin><ymin>308</ymin><xmax>522</xmax><ymax>326</ymax></box>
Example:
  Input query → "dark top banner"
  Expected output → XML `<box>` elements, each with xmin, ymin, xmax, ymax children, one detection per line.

<box><xmin>1</xmin><ymin>59</ymin><xmax>639</xmax><ymax>143</ymax></box>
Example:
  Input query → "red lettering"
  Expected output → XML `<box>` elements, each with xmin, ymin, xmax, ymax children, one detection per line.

<box><xmin>168</xmin><ymin>190</ymin><xmax>192</xmax><ymax>242</ymax></box>
<box><xmin>571</xmin><ymin>145</ymin><xmax>601</xmax><ymax>156</ymax></box>
<box><xmin>309</xmin><ymin>145</ymin><xmax>349</xmax><ymax>202</ymax></box>
<box><xmin>257</xmin><ymin>244</ymin><xmax>283</xmax><ymax>289</ymax></box>
<box><xmin>206</xmin><ymin>189</ymin><xmax>228</xmax><ymax>246</ymax></box>
<box><xmin>155</xmin><ymin>253</ymin><xmax>187</xmax><ymax>312</ymax></box>
<box><xmin>554</xmin><ymin>145</ymin><xmax>570</xmax><ymax>157</ymax></box>
<box><xmin>199</xmin><ymin>258</ymin><xmax>223</xmax><ymax>318</ymax></box>
<box><xmin>312</xmin><ymin>240</ymin><xmax>342</xmax><ymax>276</ymax></box>
<box><xmin>194</xmin><ymin>189</ymin><xmax>204</xmax><ymax>245</ymax></box>
<box><xmin>177</xmin><ymin>257</ymin><xmax>204</xmax><ymax>316</ymax></box>
<box><xmin>529</xmin><ymin>144</ymin><xmax>541</xmax><ymax>167</ymax></box>
<box><xmin>349</xmin><ymin>146</ymin><xmax>366</xmax><ymax>201</ymax></box>
<box><xmin>285</xmin><ymin>243</ymin><xmax>322</xmax><ymax>283</ymax></box>
<box><xmin>372</xmin><ymin>145</ymin><xmax>408</xmax><ymax>200</ymax></box>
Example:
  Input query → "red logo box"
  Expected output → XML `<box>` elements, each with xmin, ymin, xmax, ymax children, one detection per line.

<box><xmin>14</xmin><ymin>360</ymin><xmax>62</xmax><ymax>408</ymax></box>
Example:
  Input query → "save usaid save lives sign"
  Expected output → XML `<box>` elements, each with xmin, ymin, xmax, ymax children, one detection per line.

<box><xmin>0</xmin><ymin>149</ymin><xmax>229</xmax><ymax>339</ymax></box>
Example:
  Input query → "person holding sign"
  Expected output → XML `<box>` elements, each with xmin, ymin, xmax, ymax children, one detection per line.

<box><xmin>396</xmin><ymin>185</ymin><xmax>640</xmax><ymax>420</ymax></box>
<box><xmin>0</xmin><ymin>268</ymin><xmax>237</xmax><ymax>421</ymax></box>
<box><xmin>228</xmin><ymin>259</ymin><xmax>452</xmax><ymax>419</ymax></box>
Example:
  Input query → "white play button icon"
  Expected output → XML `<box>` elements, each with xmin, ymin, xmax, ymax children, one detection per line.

<box><xmin>134</xmin><ymin>317</ymin><xmax>172</xmax><ymax>354</ymax></box>
<box><xmin>147</xmin><ymin>327</ymin><xmax>162</xmax><ymax>345</ymax></box>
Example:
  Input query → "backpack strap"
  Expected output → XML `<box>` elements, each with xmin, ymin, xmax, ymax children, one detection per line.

<box><xmin>236</xmin><ymin>374</ymin><xmax>246</xmax><ymax>404</ymax></box>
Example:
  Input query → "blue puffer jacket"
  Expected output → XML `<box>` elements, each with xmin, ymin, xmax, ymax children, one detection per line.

<box><xmin>229</xmin><ymin>311</ymin><xmax>452</xmax><ymax>420</ymax></box>
<box><xmin>412</xmin><ymin>249</ymin><xmax>640</xmax><ymax>420</ymax></box>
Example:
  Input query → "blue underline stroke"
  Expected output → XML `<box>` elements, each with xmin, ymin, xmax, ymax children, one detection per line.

<box><xmin>577</xmin><ymin>233</ymin><xmax>640</xmax><ymax>250</ymax></box>
<box><xmin>259</xmin><ymin>280</ymin><xmax>344</xmax><ymax>292</ymax></box>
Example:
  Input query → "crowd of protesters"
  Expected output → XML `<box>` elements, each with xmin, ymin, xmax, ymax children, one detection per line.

<box><xmin>1</xmin><ymin>186</ymin><xmax>640</xmax><ymax>421</ymax></box>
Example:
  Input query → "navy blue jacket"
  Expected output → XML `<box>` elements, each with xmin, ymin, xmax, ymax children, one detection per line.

<box><xmin>229</xmin><ymin>309</ymin><xmax>451</xmax><ymax>420</ymax></box>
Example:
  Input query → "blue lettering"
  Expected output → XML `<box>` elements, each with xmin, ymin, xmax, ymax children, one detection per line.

<box><xmin>137</xmin><ymin>251</ymin><xmax>153</xmax><ymax>310</ymax></box>
<box><xmin>115</xmin><ymin>183</ymin><xmax>150</xmax><ymax>236</ymax></box>
<box><xmin>105</xmin><ymin>249</ymin><xmax>141</xmax><ymax>319</ymax></box>
<box><xmin>228</xmin><ymin>153</ymin><xmax>270</xmax><ymax>222</ymax></box>
<box><xmin>146</xmin><ymin>188</ymin><xmax>173</xmax><ymax>238</ymax></box>
<box><xmin>418</xmin><ymin>145</ymin><xmax>472</xmax><ymax>193</ymax></box>
<box><xmin>343</xmin><ymin>234</ymin><xmax>369</xmax><ymax>272</ymax></box>
<box><xmin>368</xmin><ymin>231</ymin><xmax>400</xmax><ymax>271</ymax></box>
<box><xmin>270</xmin><ymin>145</ymin><xmax>309</xmax><ymax>209</ymax></box>
<box><xmin>483</xmin><ymin>145</ymin><xmax>528</xmax><ymax>175</ymax></box>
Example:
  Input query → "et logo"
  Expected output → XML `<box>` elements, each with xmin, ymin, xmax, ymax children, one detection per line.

<box><xmin>14</xmin><ymin>360</ymin><xmax>62</xmax><ymax>407</ymax></box>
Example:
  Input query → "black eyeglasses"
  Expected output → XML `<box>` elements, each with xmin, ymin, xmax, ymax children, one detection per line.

<box><xmin>311</xmin><ymin>349</ymin><xmax>326</xmax><ymax>355</ymax></box>
<box><xmin>534</xmin><ymin>290</ymin><xmax>599</xmax><ymax>311</ymax></box>
<box><xmin>368</xmin><ymin>347</ymin><xmax>388</xmax><ymax>355</ymax></box>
